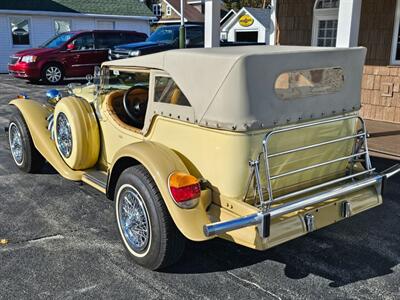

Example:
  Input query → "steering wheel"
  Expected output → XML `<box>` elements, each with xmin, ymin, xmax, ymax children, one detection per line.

<box><xmin>123</xmin><ymin>86</ymin><xmax>149</xmax><ymax>128</ymax></box>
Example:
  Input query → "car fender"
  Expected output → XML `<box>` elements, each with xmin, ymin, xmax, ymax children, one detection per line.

<box><xmin>9</xmin><ymin>99</ymin><xmax>83</xmax><ymax>180</ymax></box>
<box><xmin>109</xmin><ymin>141</ymin><xmax>212</xmax><ymax>241</ymax></box>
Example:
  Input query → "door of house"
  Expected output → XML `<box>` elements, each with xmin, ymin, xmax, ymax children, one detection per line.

<box><xmin>236</xmin><ymin>31</ymin><xmax>258</xmax><ymax>43</ymax></box>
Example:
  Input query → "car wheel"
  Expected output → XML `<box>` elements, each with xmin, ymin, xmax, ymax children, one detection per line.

<box><xmin>115</xmin><ymin>165</ymin><xmax>186</xmax><ymax>270</ymax></box>
<box><xmin>8</xmin><ymin>110</ymin><xmax>45</xmax><ymax>173</ymax></box>
<box><xmin>42</xmin><ymin>64</ymin><xmax>63</xmax><ymax>84</ymax></box>
<box><xmin>53</xmin><ymin>97</ymin><xmax>100</xmax><ymax>170</ymax></box>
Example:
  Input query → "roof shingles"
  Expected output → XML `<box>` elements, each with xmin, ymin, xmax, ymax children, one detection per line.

<box><xmin>163</xmin><ymin>0</ymin><xmax>204</xmax><ymax>22</ymax></box>
<box><xmin>0</xmin><ymin>0</ymin><xmax>153</xmax><ymax>17</ymax></box>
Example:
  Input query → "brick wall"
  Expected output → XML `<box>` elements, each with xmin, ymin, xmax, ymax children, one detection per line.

<box><xmin>275</xmin><ymin>0</ymin><xmax>399</xmax><ymax>123</ymax></box>
<box><xmin>360</xmin><ymin>66</ymin><xmax>400</xmax><ymax>123</ymax></box>
<box><xmin>358</xmin><ymin>0</ymin><xmax>399</xmax><ymax>123</ymax></box>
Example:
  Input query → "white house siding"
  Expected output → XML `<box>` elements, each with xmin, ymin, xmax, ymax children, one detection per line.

<box><xmin>226</xmin><ymin>17</ymin><xmax>267</xmax><ymax>43</ymax></box>
<box><xmin>0</xmin><ymin>13</ymin><xmax>150</xmax><ymax>73</ymax></box>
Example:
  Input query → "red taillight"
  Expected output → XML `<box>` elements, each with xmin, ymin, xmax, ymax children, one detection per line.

<box><xmin>169</xmin><ymin>172</ymin><xmax>201</xmax><ymax>208</ymax></box>
<box><xmin>170</xmin><ymin>184</ymin><xmax>201</xmax><ymax>202</ymax></box>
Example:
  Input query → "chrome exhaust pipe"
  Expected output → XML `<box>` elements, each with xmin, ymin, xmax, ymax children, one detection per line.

<box><xmin>203</xmin><ymin>213</ymin><xmax>263</xmax><ymax>237</ymax></box>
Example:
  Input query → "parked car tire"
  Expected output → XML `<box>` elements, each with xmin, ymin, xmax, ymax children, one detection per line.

<box><xmin>42</xmin><ymin>63</ymin><xmax>64</xmax><ymax>84</ymax></box>
<box><xmin>8</xmin><ymin>110</ymin><xmax>45</xmax><ymax>173</ymax></box>
<box><xmin>54</xmin><ymin>97</ymin><xmax>100</xmax><ymax>170</ymax></box>
<box><xmin>115</xmin><ymin>165</ymin><xmax>186</xmax><ymax>270</ymax></box>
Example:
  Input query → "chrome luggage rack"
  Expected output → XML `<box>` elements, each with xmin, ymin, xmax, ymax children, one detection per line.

<box><xmin>204</xmin><ymin>115</ymin><xmax>400</xmax><ymax>238</ymax></box>
<box><xmin>247</xmin><ymin>115</ymin><xmax>372</xmax><ymax>211</ymax></box>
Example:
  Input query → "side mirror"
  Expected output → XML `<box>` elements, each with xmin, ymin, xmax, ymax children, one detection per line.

<box><xmin>86</xmin><ymin>74</ymin><xmax>93</xmax><ymax>85</ymax></box>
<box><xmin>93</xmin><ymin>66</ymin><xmax>101</xmax><ymax>86</ymax></box>
<box><xmin>66</xmin><ymin>43</ymin><xmax>75</xmax><ymax>51</ymax></box>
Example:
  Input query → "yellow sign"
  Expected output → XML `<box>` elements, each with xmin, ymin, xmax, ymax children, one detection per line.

<box><xmin>239</xmin><ymin>15</ymin><xmax>254</xmax><ymax>27</ymax></box>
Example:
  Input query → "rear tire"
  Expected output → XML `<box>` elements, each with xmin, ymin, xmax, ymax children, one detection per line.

<box><xmin>8</xmin><ymin>110</ymin><xmax>45</xmax><ymax>173</ymax></box>
<box><xmin>42</xmin><ymin>63</ymin><xmax>63</xmax><ymax>84</ymax></box>
<box><xmin>115</xmin><ymin>165</ymin><xmax>185</xmax><ymax>270</ymax></box>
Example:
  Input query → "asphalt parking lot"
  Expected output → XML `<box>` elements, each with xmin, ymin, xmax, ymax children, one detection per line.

<box><xmin>0</xmin><ymin>74</ymin><xmax>399</xmax><ymax>299</ymax></box>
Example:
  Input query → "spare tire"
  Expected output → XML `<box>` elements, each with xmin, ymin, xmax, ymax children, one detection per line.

<box><xmin>54</xmin><ymin>97</ymin><xmax>100</xmax><ymax>170</ymax></box>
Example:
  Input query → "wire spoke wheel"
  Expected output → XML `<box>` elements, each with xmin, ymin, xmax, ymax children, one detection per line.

<box><xmin>8</xmin><ymin>123</ymin><xmax>24</xmax><ymax>165</ymax></box>
<box><xmin>114</xmin><ymin>166</ymin><xmax>185</xmax><ymax>270</ymax></box>
<box><xmin>118</xmin><ymin>185</ymin><xmax>150</xmax><ymax>253</ymax></box>
<box><xmin>56</xmin><ymin>112</ymin><xmax>72</xmax><ymax>158</ymax></box>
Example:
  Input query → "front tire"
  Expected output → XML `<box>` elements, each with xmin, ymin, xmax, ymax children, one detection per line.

<box><xmin>8</xmin><ymin>110</ymin><xmax>45</xmax><ymax>173</ymax></box>
<box><xmin>42</xmin><ymin>64</ymin><xmax>63</xmax><ymax>84</ymax></box>
<box><xmin>115</xmin><ymin>165</ymin><xmax>185</xmax><ymax>270</ymax></box>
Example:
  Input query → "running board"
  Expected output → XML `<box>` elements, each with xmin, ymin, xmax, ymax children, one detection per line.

<box><xmin>82</xmin><ymin>170</ymin><xmax>107</xmax><ymax>193</ymax></box>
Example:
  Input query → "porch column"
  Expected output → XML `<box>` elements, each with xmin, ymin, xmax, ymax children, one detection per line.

<box><xmin>268</xmin><ymin>0</ymin><xmax>277</xmax><ymax>45</ymax></box>
<box><xmin>336</xmin><ymin>0</ymin><xmax>362</xmax><ymax>47</ymax></box>
<box><xmin>204</xmin><ymin>0</ymin><xmax>220</xmax><ymax>48</ymax></box>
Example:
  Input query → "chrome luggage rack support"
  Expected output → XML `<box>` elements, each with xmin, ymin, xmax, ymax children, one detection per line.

<box><xmin>259</xmin><ymin>115</ymin><xmax>372</xmax><ymax>211</ymax></box>
<box><xmin>204</xmin><ymin>115</ymin><xmax>400</xmax><ymax>238</ymax></box>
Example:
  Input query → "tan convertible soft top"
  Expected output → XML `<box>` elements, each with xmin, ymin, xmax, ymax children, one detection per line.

<box><xmin>103</xmin><ymin>46</ymin><xmax>366</xmax><ymax>131</ymax></box>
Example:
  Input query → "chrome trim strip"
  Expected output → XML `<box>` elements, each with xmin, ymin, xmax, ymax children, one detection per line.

<box><xmin>71</xmin><ymin>63</ymin><xmax>99</xmax><ymax>67</ymax></box>
<box><xmin>383</xmin><ymin>164</ymin><xmax>400</xmax><ymax>179</ymax></box>
<box><xmin>268</xmin><ymin>132</ymin><xmax>365</xmax><ymax>158</ymax></box>
<box><xmin>83</xmin><ymin>172</ymin><xmax>107</xmax><ymax>189</ymax></box>
<box><xmin>270</xmin><ymin>151</ymin><xmax>367</xmax><ymax>180</ymax></box>
<box><xmin>204</xmin><ymin>165</ymin><xmax>400</xmax><ymax>237</ymax></box>
<box><xmin>271</xmin><ymin>168</ymin><xmax>375</xmax><ymax>203</ymax></box>
<box><xmin>268</xmin><ymin>175</ymin><xmax>380</xmax><ymax>218</ymax></box>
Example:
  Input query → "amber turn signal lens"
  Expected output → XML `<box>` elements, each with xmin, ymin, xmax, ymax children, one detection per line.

<box><xmin>169</xmin><ymin>172</ymin><xmax>201</xmax><ymax>207</ymax></box>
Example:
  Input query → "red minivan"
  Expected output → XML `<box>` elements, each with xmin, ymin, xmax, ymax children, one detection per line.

<box><xmin>8</xmin><ymin>30</ymin><xmax>147</xmax><ymax>84</ymax></box>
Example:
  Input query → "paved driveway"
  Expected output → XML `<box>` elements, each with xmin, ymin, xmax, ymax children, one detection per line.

<box><xmin>0</xmin><ymin>75</ymin><xmax>399</xmax><ymax>299</ymax></box>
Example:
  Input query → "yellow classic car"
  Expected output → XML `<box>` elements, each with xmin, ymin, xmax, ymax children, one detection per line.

<box><xmin>8</xmin><ymin>46</ymin><xmax>400</xmax><ymax>270</ymax></box>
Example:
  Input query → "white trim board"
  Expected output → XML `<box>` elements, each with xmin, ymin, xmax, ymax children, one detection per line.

<box><xmin>0</xmin><ymin>9</ymin><xmax>155</xmax><ymax>21</ymax></box>
<box><xmin>391</xmin><ymin>0</ymin><xmax>400</xmax><ymax>65</ymax></box>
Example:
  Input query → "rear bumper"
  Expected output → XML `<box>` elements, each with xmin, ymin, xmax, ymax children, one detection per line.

<box><xmin>8</xmin><ymin>63</ymin><xmax>41</xmax><ymax>80</ymax></box>
<box><xmin>204</xmin><ymin>164</ymin><xmax>400</xmax><ymax>240</ymax></box>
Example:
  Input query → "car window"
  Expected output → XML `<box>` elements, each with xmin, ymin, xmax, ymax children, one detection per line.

<box><xmin>275</xmin><ymin>67</ymin><xmax>344</xmax><ymax>100</ymax></box>
<box><xmin>40</xmin><ymin>32</ymin><xmax>75</xmax><ymax>48</ymax></box>
<box><xmin>72</xmin><ymin>33</ymin><xmax>94</xmax><ymax>50</ymax></box>
<box><xmin>102</xmin><ymin>69</ymin><xmax>149</xmax><ymax>92</ymax></box>
<box><xmin>186</xmin><ymin>28</ymin><xmax>204</xmax><ymax>47</ymax></box>
<box><xmin>154</xmin><ymin>77</ymin><xmax>191</xmax><ymax>107</ymax></box>
<box><xmin>147</xmin><ymin>28</ymin><xmax>178</xmax><ymax>44</ymax></box>
<box><xmin>123</xmin><ymin>32</ymin><xmax>146</xmax><ymax>44</ymax></box>
<box><xmin>95</xmin><ymin>32</ymin><xmax>124</xmax><ymax>49</ymax></box>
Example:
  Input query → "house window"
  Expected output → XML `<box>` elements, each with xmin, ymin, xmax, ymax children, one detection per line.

<box><xmin>166</xmin><ymin>5</ymin><xmax>172</xmax><ymax>16</ymax></box>
<box><xmin>153</xmin><ymin>4</ymin><xmax>162</xmax><ymax>17</ymax></box>
<box><xmin>54</xmin><ymin>20</ymin><xmax>71</xmax><ymax>35</ymax></box>
<box><xmin>391</xmin><ymin>0</ymin><xmax>400</xmax><ymax>64</ymax></box>
<box><xmin>10</xmin><ymin>17</ymin><xmax>30</xmax><ymax>46</ymax></box>
<box><xmin>315</xmin><ymin>0</ymin><xmax>339</xmax><ymax>9</ymax></box>
<box><xmin>316</xmin><ymin>20</ymin><xmax>338</xmax><ymax>47</ymax></box>
<box><xmin>312</xmin><ymin>0</ymin><xmax>339</xmax><ymax>47</ymax></box>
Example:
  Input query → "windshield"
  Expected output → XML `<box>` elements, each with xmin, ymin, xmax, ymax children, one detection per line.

<box><xmin>147</xmin><ymin>28</ymin><xmax>178</xmax><ymax>44</ymax></box>
<box><xmin>40</xmin><ymin>32</ymin><xmax>75</xmax><ymax>48</ymax></box>
<box><xmin>102</xmin><ymin>68</ymin><xmax>149</xmax><ymax>93</ymax></box>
